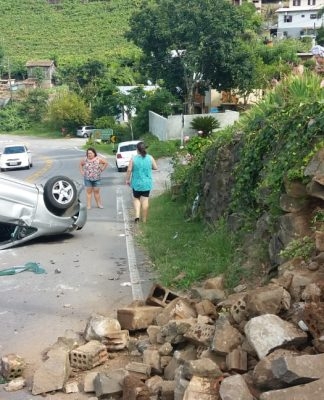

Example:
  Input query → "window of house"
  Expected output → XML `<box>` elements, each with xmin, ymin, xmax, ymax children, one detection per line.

<box><xmin>293</xmin><ymin>0</ymin><xmax>301</xmax><ymax>5</ymax></box>
<box><xmin>308</xmin><ymin>0</ymin><xmax>316</xmax><ymax>5</ymax></box>
<box><xmin>310</xmin><ymin>14</ymin><xmax>318</xmax><ymax>19</ymax></box>
<box><xmin>284</xmin><ymin>15</ymin><xmax>292</xmax><ymax>22</ymax></box>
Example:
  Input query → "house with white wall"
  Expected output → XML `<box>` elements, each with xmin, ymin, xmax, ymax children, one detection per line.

<box><xmin>276</xmin><ymin>0</ymin><xmax>324</xmax><ymax>39</ymax></box>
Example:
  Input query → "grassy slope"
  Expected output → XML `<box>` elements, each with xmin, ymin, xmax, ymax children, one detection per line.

<box><xmin>0</xmin><ymin>0</ymin><xmax>140</xmax><ymax>66</ymax></box>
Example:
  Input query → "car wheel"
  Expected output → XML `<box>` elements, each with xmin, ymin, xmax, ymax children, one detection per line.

<box><xmin>44</xmin><ymin>176</ymin><xmax>77</xmax><ymax>210</ymax></box>
<box><xmin>83</xmin><ymin>133</ymin><xmax>88</xmax><ymax>138</ymax></box>
<box><xmin>0</xmin><ymin>168</ymin><xmax>6</xmax><ymax>172</ymax></box>
<box><xmin>116</xmin><ymin>163</ymin><xmax>123</xmax><ymax>172</ymax></box>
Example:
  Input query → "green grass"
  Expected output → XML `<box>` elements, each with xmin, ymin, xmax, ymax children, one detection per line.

<box><xmin>138</xmin><ymin>193</ymin><xmax>246</xmax><ymax>289</ymax></box>
<box><xmin>0</xmin><ymin>123</ymin><xmax>63</xmax><ymax>138</ymax></box>
<box><xmin>0</xmin><ymin>0</ymin><xmax>140</xmax><ymax>67</ymax></box>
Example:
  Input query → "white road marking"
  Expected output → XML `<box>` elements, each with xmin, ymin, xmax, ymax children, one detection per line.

<box><xmin>116</xmin><ymin>187</ymin><xmax>144</xmax><ymax>301</ymax></box>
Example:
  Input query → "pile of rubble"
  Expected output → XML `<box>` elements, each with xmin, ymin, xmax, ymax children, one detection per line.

<box><xmin>1</xmin><ymin>258</ymin><xmax>324</xmax><ymax>399</ymax></box>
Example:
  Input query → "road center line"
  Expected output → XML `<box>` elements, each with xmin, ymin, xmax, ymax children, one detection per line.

<box><xmin>116</xmin><ymin>188</ymin><xmax>144</xmax><ymax>301</ymax></box>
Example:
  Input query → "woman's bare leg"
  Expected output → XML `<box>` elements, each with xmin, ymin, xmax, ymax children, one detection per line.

<box><xmin>140</xmin><ymin>197</ymin><xmax>149</xmax><ymax>223</ymax></box>
<box><xmin>93</xmin><ymin>187</ymin><xmax>103</xmax><ymax>207</ymax></box>
<box><xmin>86</xmin><ymin>188</ymin><xmax>93</xmax><ymax>209</ymax></box>
<box><xmin>133</xmin><ymin>197</ymin><xmax>141</xmax><ymax>220</ymax></box>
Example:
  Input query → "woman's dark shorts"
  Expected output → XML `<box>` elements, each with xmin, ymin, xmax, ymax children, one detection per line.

<box><xmin>132</xmin><ymin>189</ymin><xmax>150</xmax><ymax>198</ymax></box>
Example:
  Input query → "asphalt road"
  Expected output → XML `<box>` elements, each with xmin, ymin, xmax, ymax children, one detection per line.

<box><xmin>0</xmin><ymin>136</ymin><xmax>171</xmax><ymax>399</ymax></box>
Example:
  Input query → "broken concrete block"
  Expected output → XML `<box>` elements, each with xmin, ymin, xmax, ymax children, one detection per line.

<box><xmin>226</xmin><ymin>348</ymin><xmax>248</xmax><ymax>373</ymax></box>
<box><xmin>164</xmin><ymin>357</ymin><xmax>179</xmax><ymax>381</ymax></box>
<box><xmin>83</xmin><ymin>371</ymin><xmax>99</xmax><ymax>392</ymax></box>
<box><xmin>3</xmin><ymin>377</ymin><xmax>26</xmax><ymax>392</ymax></box>
<box><xmin>182</xmin><ymin>359</ymin><xmax>222</xmax><ymax>379</ymax></box>
<box><xmin>244</xmin><ymin>314</ymin><xmax>308</xmax><ymax>359</ymax></box>
<box><xmin>146</xmin><ymin>284</ymin><xmax>179</xmax><ymax>307</ymax></box>
<box><xmin>147</xmin><ymin>325</ymin><xmax>161</xmax><ymax>344</ymax></box>
<box><xmin>0</xmin><ymin>354</ymin><xmax>26</xmax><ymax>381</ymax></box>
<box><xmin>211</xmin><ymin>316</ymin><xmax>243</xmax><ymax>355</ymax></box>
<box><xmin>159</xmin><ymin>342</ymin><xmax>173</xmax><ymax>356</ymax></box>
<box><xmin>84</xmin><ymin>314</ymin><xmax>121</xmax><ymax>341</ymax></box>
<box><xmin>125</xmin><ymin>361</ymin><xmax>151</xmax><ymax>377</ymax></box>
<box><xmin>63</xmin><ymin>379</ymin><xmax>79</xmax><ymax>393</ymax></box>
<box><xmin>174</xmin><ymin>365</ymin><xmax>190</xmax><ymax>400</ymax></box>
<box><xmin>183</xmin><ymin>375</ymin><xmax>222</xmax><ymax>399</ymax></box>
<box><xmin>122</xmin><ymin>374</ymin><xmax>151</xmax><ymax>400</ymax></box>
<box><xmin>117</xmin><ymin>306</ymin><xmax>162</xmax><ymax>331</ymax></box>
<box><xmin>70</xmin><ymin>340</ymin><xmax>108</xmax><ymax>370</ymax></box>
<box><xmin>103</xmin><ymin>329</ymin><xmax>129</xmax><ymax>350</ymax></box>
<box><xmin>94</xmin><ymin>370</ymin><xmax>127</xmax><ymax>399</ymax></box>
<box><xmin>32</xmin><ymin>348</ymin><xmax>71</xmax><ymax>395</ymax></box>
<box><xmin>145</xmin><ymin>375</ymin><xmax>163</xmax><ymax>395</ymax></box>
<box><xmin>195</xmin><ymin>299</ymin><xmax>218</xmax><ymax>318</ymax></box>
<box><xmin>158</xmin><ymin>319</ymin><xmax>194</xmax><ymax>344</ymax></box>
<box><xmin>184</xmin><ymin>322</ymin><xmax>216</xmax><ymax>347</ymax></box>
<box><xmin>156</xmin><ymin>297</ymin><xmax>197</xmax><ymax>326</ymax></box>
<box><xmin>161</xmin><ymin>356</ymin><xmax>173</xmax><ymax>369</ymax></box>
<box><xmin>219</xmin><ymin>374</ymin><xmax>253</xmax><ymax>400</ymax></box>
<box><xmin>160</xmin><ymin>380</ymin><xmax>176</xmax><ymax>400</ymax></box>
<box><xmin>143</xmin><ymin>349</ymin><xmax>162</xmax><ymax>375</ymax></box>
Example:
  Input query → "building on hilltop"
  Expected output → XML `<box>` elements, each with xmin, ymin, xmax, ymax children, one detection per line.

<box><xmin>276</xmin><ymin>0</ymin><xmax>324</xmax><ymax>40</ymax></box>
<box><xmin>25</xmin><ymin>60</ymin><xmax>55</xmax><ymax>88</ymax></box>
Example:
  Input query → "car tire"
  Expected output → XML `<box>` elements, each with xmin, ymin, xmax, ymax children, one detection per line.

<box><xmin>116</xmin><ymin>164</ymin><xmax>123</xmax><ymax>172</ymax></box>
<box><xmin>44</xmin><ymin>176</ymin><xmax>77</xmax><ymax>211</ymax></box>
<box><xmin>83</xmin><ymin>133</ymin><xmax>88</xmax><ymax>138</ymax></box>
<box><xmin>0</xmin><ymin>168</ymin><xmax>6</xmax><ymax>172</ymax></box>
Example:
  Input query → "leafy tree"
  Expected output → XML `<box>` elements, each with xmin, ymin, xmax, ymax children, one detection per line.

<box><xmin>19</xmin><ymin>88</ymin><xmax>49</xmax><ymax>122</ymax></box>
<box><xmin>0</xmin><ymin>103</ymin><xmax>28</xmax><ymax>131</ymax></box>
<box><xmin>126</xmin><ymin>0</ymin><xmax>261</xmax><ymax>113</ymax></box>
<box><xmin>133</xmin><ymin>88</ymin><xmax>180</xmax><ymax>135</ymax></box>
<box><xmin>114</xmin><ymin>87</ymin><xmax>147</xmax><ymax>139</ymax></box>
<box><xmin>0</xmin><ymin>45</ymin><xmax>4</xmax><ymax>69</ymax></box>
<box><xmin>316</xmin><ymin>26</ymin><xmax>324</xmax><ymax>46</ymax></box>
<box><xmin>46</xmin><ymin>90</ymin><xmax>90</xmax><ymax>133</ymax></box>
<box><xmin>91</xmin><ymin>79</ymin><xmax>119</xmax><ymax>119</ymax></box>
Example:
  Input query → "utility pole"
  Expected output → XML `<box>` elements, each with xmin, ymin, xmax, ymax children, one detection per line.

<box><xmin>8</xmin><ymin>57</ymin><xmax>13</xmax><ymax>102</ymax></box>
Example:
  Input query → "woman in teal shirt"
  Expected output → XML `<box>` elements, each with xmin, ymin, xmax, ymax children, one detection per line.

<box><xmin>126</xmin><ymin>142</ymin><xmax>158</xmax><ymax>223</ymax></box>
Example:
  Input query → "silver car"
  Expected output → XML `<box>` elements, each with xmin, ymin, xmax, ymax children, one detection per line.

<box><xmin>0</xmin><ymin>174</ymin><xmax>87</xmax><ymax>250</ymax></box>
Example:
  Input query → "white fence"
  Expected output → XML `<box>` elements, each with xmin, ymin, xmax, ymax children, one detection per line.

<box><xmin>149</xmin><ymin>110</ymin><xmax>239</xmax><ymax>141</ymax></box>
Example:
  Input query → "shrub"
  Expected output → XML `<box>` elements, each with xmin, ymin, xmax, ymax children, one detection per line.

<box><xmin>190</xmin><ymin>116</ymin><xmax>220</xmax><ymax>137</ymax></box>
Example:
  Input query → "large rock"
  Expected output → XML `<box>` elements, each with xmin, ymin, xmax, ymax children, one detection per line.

<box><xmin>245</xmin><ymin>285</ymin><xmax>290</xmax><ymax>317</ymax></box>
<box><xmin>259</xmin><ymin>377</ymin><xmax>324</xmax><ymax>400</ymax></box>
<box><xmin>84</xmin><ymin>314</ymin><xmax>121</xmax><ymax>341</ymax></box>
<box><xmin>219</xmin><ymin>374</ymin><xmax>253</xmax><ymax>400</ymax></box>
<box><xmin>211</xmin><ymin>316</ymin><xmax>243</xmax><ymax>355</ymax></box>
<box><xmin>252</xmin><ymin>349</ymin><xmax>299</xmax><ymax>390</ymax></box>
<box><xmin>244</xmin><ymin>314</ymin><xmax>308</xmax><ymax>359</ymax></box>
<box><xmin>271</xmin><ymin>353</ymin><xmax>324</xmax><ymax>385</ymax></box>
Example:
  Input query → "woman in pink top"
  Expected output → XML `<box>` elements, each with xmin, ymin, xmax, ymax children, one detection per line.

<box><xmin>80</xmin><ymin>147</ymin><xmax>108</xmax><ymax>209</ymax></box>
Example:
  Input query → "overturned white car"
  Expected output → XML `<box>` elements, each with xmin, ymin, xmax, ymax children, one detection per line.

<box><xmin>0</xmin><ymin>174</ymin><xmax>87</xmax><ymax>250</ymax></box>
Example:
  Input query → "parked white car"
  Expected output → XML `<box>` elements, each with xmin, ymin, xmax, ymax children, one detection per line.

<box><xmin>76</xmin><ymin>125</ymin><xmax>96</xmax><ymax>138</ymax></box>
<box><xmin>114</xmin><ymin>140</ymin><xmax>141</xmax><ymax>172</ymax></box>
<box><xmin>0</xmin><ymin>144</ymin><xmax>32</xmax><ymax>171</ymax></box>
